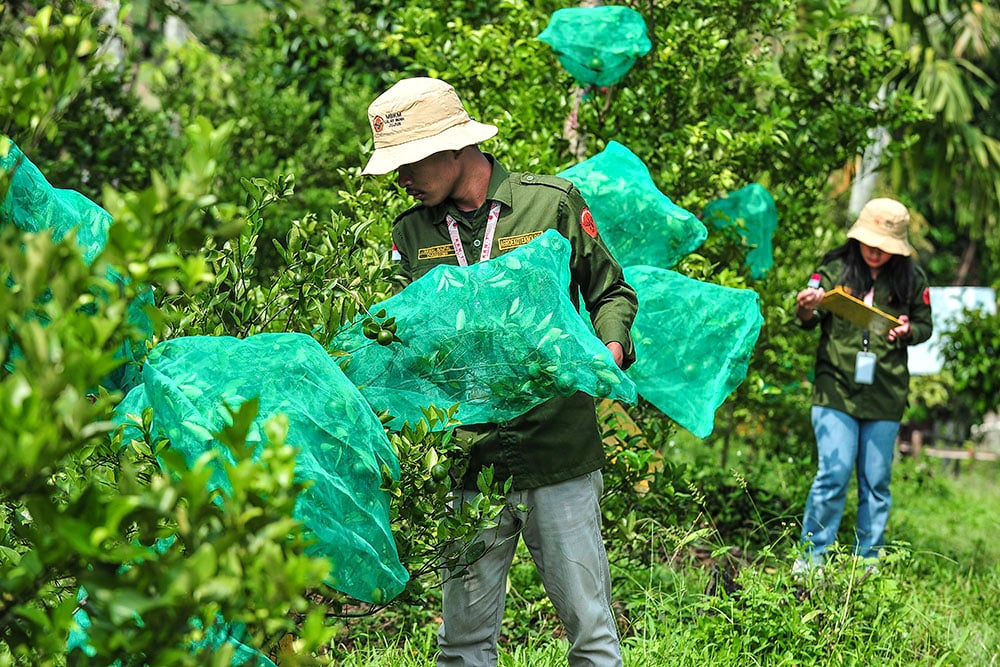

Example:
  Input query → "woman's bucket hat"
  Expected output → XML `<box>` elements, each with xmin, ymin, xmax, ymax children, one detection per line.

<box><xmin>847</xmin><ymin>198</ymin><xmax>913</xmax><ymax>257</ymax></box>
<box><xmin>362</xmin><ymin>77</ymin><xmax>498</xmax><ymax>176</ymax></box>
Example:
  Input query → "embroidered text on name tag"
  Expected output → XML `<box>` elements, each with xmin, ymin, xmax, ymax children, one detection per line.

<box><xmin>497</xmin><ymin>232</ymin><xmax>543</xmax><ymax>251</ymax></box>
<box><xmin>417</xmin><ymin>244</ymin><xmax>458</xmax><ymax>260</ymax></box>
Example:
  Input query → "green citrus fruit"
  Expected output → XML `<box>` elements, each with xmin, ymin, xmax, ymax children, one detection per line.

<box><xmin>555</xmin><ymin>371</ymin><xmax>577</xmax><ymax>395</ymax></box>
<box><xmin>377</xmin><ymin>329</ymin><xmax>394</xmax><ymax>345</ymax></box>
<box><xmin>431</xmin><ymin>462</ymin><xmax>449</xmax><ymax>482</ymax></box>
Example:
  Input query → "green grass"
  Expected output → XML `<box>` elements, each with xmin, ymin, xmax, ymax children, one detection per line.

<box><xmin>326</xmin><ymin>458</ymin><xmax>1000</xmax><ymax>666</ymax></box>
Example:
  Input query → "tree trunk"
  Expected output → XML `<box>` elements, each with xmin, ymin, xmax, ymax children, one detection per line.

<box><xmin>954</xmin><ymin>239</ymin><xmax>977</xmax><ymax>286</ymax></box>
<box><xmin>562</xmin><ymin>0</ymin><xmax>604</xmax><ymax>161</ymax></box>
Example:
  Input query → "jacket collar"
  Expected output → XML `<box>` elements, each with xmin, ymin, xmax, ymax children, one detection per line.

<box><xmin>431</xmin><ymin>154</ymin><xmax>510</xmax><ymax>227</ymax></box>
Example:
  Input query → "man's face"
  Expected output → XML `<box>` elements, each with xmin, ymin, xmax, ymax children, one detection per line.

<box><xmin>395</xmin><ymin>150</ymin><xmax>460</xmax><ymax>207</ymax></box>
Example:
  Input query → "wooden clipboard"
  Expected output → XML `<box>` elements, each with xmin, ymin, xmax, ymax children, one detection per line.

<box><xmin>820</xmin><ymin>286</ymin><xmax>901</xmax><ymax>335</ymax></box>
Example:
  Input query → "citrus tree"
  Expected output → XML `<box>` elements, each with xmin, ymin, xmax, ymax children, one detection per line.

<box><xmin>0</xmin><ymin>6</ymin><xmax>333</xmax><ymax>663</ymax></box>
<box><xmin>4</xmin><ymin>0</ymin><xmax>976</xmax><ymax>662</ymax></box>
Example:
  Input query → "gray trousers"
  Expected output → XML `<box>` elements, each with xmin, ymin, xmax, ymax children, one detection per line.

<box><xmin>437</xmin><ymin>471</ymin><xmax>622</xmax><ymax>667</ymax></box>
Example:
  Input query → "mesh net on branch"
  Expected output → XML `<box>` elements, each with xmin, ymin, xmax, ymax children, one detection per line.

<box><xmin>538</xmin><ymin>6</ymin><xmax>652</xmax><ymax>87</ymax></box>
<box><xmin>1</xmin><ymin>137</ymin><xmax>111</xmax><ymax>265</ymax></box>
<box><xmin>702</xmin><ymin>183</ymin><xmax>778</xmax><ymax>279</ymax></box>
<box><xmin>330</xmin><ymin>229</ymin><xmax>637</xmax><ymax>431</ymax></box>
<box><xmin>625</xmin><ymin>266</ymin><xmax>763</xmax><ymax>438</ymax></box>
<box><xmin>559</xmin><ymin>141</ymin><xmax>707</xmax><ymax>270</ymax></box>
<box><xmin>115</xmin><ymin>332</ymin><xmax>408</xmax><ymax>604</ymax></box>
<box><xmin>69</xmin><ymin>586</ymin><xmax>276</xmax><ymax>666</ymax></box>
<box><xmin>1</xmin><ymin>137</ymin><xmax>152</xmax><ymax>391</ymax></box>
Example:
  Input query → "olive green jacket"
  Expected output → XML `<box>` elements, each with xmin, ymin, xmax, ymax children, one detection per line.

<box><xmin>391</xmin><ymin>157</ymin><xmax>638</xmax><ymax>490</ymax></box>
<box><xmin>801</xmin><ymin>258</ymin><xmax>933</xmax><ymax>421</ymax></box>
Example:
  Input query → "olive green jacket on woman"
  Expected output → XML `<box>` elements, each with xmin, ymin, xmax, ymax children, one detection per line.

<box><xmin>801</xmin><ymin>257</ymin><xmax>933</xmax><ymax>422</ymax></box>
<box><xmin>391</xmin><ymin>157</ymin><xmax>638</xmax><ymax>490</ymax></box>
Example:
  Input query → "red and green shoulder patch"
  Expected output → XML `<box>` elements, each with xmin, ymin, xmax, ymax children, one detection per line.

<box><xmin>580</xmin><ymin>208</ymin><xmax>598</xmax><ymax>238</ymax></box>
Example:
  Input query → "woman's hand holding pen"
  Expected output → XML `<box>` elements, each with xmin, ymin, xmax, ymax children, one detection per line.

<box><xmin>796</xmin><ymin>286</ymin><xmax>825</xmax><ymax>321</ymax></box>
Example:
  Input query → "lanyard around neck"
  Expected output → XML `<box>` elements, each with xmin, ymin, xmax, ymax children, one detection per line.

<box><xmin>445</xmin><ymin>201</ymin><xmax>501</xmax><ymax>266</ymax></box>
<box><xmin>862</xmin><ymin>286</ymin><xmax>874</xmax><ymax>351</ymax></box>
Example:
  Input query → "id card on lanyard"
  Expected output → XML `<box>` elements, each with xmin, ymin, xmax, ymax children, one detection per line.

<box><xmin>445</xmin><ymin>201</ymin><xmax>502</xmax><ymax>266</ymax></box>
<box><xmin>855</xmin><ymin>286</ymin><xmax>876</xmax><ymax>384</ymax></box>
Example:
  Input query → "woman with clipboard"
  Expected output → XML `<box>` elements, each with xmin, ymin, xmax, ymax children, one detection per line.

<box><xmin>793</xmin><ymin>198</ymin><xmax>933</xmax><ymax>574</ymax></box>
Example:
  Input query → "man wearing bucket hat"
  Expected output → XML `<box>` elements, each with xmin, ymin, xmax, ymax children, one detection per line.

<box><xmin>793</xmin><ymin>197</ymin><xmax>932</xmax><ymax>573</ymax></box>
<box><xmin>363</xmin><ymin>77</ymin><xmax>637</xmax><ymax>666</ymax></box>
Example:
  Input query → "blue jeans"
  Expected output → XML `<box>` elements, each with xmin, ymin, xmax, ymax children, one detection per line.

<box><xmin>437</xmin><ymin>471</ymin><xmax>622</xmax><ymax>667</ymax></box>
<box><xmin>800</xmin><ymin>405</ymin><xmax>899</xmax><ymax>562</ymax></box>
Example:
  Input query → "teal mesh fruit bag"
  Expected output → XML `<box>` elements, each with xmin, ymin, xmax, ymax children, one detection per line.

<box><xmin>114</xmin><ymin>332</ymin><xmax>408</xmax><ymax>604</ymax></box>
<box><xmin>1</xmin><ymin>137</ymin><xmax>111</xmax><ymax>264</ymax></box>
<box><xmin>538</xmin><ymin>6</ymin><xmax>652</xmax><ymax>87</ymax></box>
<box><xmin>702</xmin><ymin>183</ymin><xmax>778</xmax><ymax>279</ymax></box>
<box><xmin>1</xmin><ymin>137</ymin><xmax>152</xmax><ymax>391</ymax></box>
<box><xmin>559</xmin><ymin>141</ymin><xmax>707</xmax><ymax>269</ymax></box>
<box><xmin>625</xmin><ymin>266</ymin><xmax>763</xmax><ymax>438</ymax></box>
<box><xmin>69</xmin><ymin>585</ymin><xmax>276</xmax><ymax>666</ymax></box>
<box><xmin>329</xmin><ymin>229</ymin><xmax>636</xmax><ymax>430</ymax></box>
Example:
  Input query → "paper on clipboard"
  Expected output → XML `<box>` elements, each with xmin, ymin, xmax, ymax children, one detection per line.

<box><xmin>820</xmin><ymin>286</ymin><xmax>901</xmax><ymax>335</ymax></box>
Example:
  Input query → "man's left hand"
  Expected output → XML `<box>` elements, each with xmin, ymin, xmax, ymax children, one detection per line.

<box><xmin>606</xmin><ymin>341</ymin><xmax>625</xmax><ymax>369</ymax></box>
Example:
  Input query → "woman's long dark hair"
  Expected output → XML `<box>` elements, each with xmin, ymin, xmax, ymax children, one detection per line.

<box><xmin>822</xmin><ymin>239</ymin><xmax>913</xmax><ymax>305</ymax></box>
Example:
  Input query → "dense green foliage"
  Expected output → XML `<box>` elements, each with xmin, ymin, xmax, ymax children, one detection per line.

<box><xmin>1</xmin><ymin>0</ymin><xmax>998</xmax><ymax>664</ymax></box>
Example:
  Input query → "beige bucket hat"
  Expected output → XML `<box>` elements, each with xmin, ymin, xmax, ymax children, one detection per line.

<box><xmin>847</xmin><ymin>198</ymin><xmax>913</xmax><ymax>256</ymax></box>
<box><xmin>362</xmin><ymin>77</ymin><xmax>498</xmax><ymax>176</ymax></box>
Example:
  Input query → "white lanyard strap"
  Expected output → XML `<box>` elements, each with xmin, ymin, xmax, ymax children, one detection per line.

<box><xmin>445</xmin><ymin>201</ymin><xmax>501</xmax><ymax>266</ymax></box>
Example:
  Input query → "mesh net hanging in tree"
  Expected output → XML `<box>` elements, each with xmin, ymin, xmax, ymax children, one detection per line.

<box><xmin>329</xmin><ymin>229</ymin><xmax>637</xmax><ymax>431</ymax></box>
<box><xmin>702</xmin><ymin>183</ymin><xmax>778</xmax><ymax>279</ymax></box>
<box><xmin>1</xmin><ymin>137</ymin><xmax>112</xmax><ymax>264</ymax></box>
<box><xmin>69</xmin><ymin>585</ymin><xmax>276</xmax><ymax>666</ymax></box>
<box><xmin>625</xmin><ymin>266</ymin><xmax>763</xmax><ymax>438</ymax></box>
<box><xmin>0</xmin><ymin>137</ymin><xmax>152</xmax><ymax>392</ymax></box>
<box><xmin>115</xmin><ymin>332</ymin><xmax>408</xmax><ymax>604</ymax></box>
<box><xmin>558</xmin><ymin>141</ymin><xmax>707</xmax><ymax>269</ymax></box>
<box><xmin>537</xmin><ymin>6</ymin><xmax>652</xmax><ymax>87</ymax></box>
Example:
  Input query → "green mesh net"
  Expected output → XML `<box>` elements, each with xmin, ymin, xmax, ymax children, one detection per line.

<box><xmin>0</xmin><ymin>137</ymin><xmax>152</xmax><ymax>391</ymax></box>
<box><xmin>1</xmin><ymin>137</ymin><xmax>111</xmax><ymax>264</ymax></box>
<box><xmin>625</xmin><ymin>266</ymin><xmax>763</xmax><ymax>438</ymax></box>
<box><xmin>702</xmin><ymin>183</ymin><xmax>778</xmax><ymax>279</ymax></box>
<box><xmin>558</xmin><ymin>141</ymin><xmax>707</xmax><ymax>269</ymax></box>
<box><xmin>69</xmin><ymin>584</ymin><xmax>276</xmax><ymax>667</ymax></box>
<box><xmin>537</xmin><ymin>6</ymin><xmax>652</xmax><ymax>87</ymax></box>
<box><xmin>330</xmin><ymin>230</ymin><xmax>636</xmax><ymax>430</ymax></box>
<box><xmin>114</xmin><ymin>332</ymin><xmax>408</xmax><ymax>604</ymax></box>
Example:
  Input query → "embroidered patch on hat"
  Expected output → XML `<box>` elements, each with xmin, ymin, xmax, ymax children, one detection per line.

<box><xmin>580</xmin><ymin>208</ymin><xmax>598</xmax><ymax>238</ymax></box>
<box><xmin>373</xmin><ymin>116</ymin><xmax>385</xmax><ymax>134</ymax></box>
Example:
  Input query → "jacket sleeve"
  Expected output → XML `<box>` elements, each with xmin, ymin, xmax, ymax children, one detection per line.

<box><xmin>904</xmin><ymin>267</ymin><xmax>933</xmax><ymax>346</ymax></box>
<box><xmin>559</xmin><ymin>184</ymin><xmax>639</xmax><ymax>369</ymax></box>
<box><xmin>390</xmin><ymin>214</ymin><xmax>415</xmax><ymax>294</ymax></box>
<box><xmin>797</xmin><ymin>261</ymin><xmax>837</xmax><ymax>331</ymax></box>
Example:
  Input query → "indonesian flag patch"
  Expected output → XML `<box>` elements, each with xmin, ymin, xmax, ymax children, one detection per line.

<box><xmin>580</xmin><ymin>207</ymin><xmax>598</xmax><ymax>238</ymax></box>
<box><xmin>391</xmin><ymin>243</ymin><xmax>401</xmax><ymax>262</ymax></box>
<box><xmin>922</xmin><ymin>287</ymin><xmax>930</xmax><ymax>305</ymax></box>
